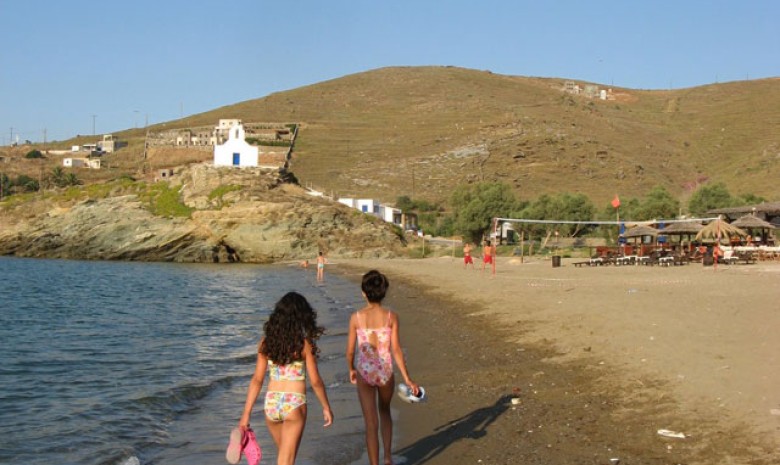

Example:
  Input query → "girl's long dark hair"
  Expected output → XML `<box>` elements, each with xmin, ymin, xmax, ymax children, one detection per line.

<box><xmin>260</xmin><ymin>292</ymin><xmax>324</xmax><ymax>364</ymax></box>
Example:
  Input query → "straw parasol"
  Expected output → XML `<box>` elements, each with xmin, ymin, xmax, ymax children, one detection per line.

<box><xmin>695</xmin><ymin>217</ymin><xmax>747</xmax><ymax>243</ymax></box>
<box><xmin>660</xmin><ymin>221</ymin><xmax>703</xmax><ymax>249</ymax></box>
<box><xmin>731</xmin><ymin>214</ymin><xmax>776</xmax><ymax>244</ymax></box>
<box><xmin>731</xmin><ymin>214</ymin><xmax>775</xmax><ymax>229</ymax></box>
<box><xmin>623</xmin><ymin>224</ymin><xmax>659</xmax><ymax>238</ymax></box>
<box><xmin>622</xmin><ymin>224</ymin><xmax>658</xmax><ymax>254</ymax></box>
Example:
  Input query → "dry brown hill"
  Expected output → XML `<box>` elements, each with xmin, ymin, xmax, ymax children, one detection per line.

<box><xmin>5</xmin><ymin>67</ymin><xmax>779</xmax><ymax>206</ymax></box>
<box><xmin>188</xmin><ymin>66</ymin><xmax>780</xmax><ymax>205</ymax></box>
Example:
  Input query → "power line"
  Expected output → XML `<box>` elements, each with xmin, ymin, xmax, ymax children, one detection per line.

<box><xmin>494</xmin><ymin>217</ymin><xmax>720</xmax><ymax>226</ymax></box>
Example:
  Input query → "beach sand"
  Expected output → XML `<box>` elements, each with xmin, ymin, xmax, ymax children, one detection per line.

<box><xmin>335</xmin><ymin>256</ymin><xmax>780</xmax><ymax>465</ymax></box>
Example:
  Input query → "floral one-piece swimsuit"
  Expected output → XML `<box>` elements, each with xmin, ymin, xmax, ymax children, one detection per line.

<box><xmin>355</xmin><ymin>310</ymin><xmax>393</xmax><ymax>386</ymax></box>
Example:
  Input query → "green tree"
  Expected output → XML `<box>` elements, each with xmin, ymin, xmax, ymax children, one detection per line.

<box><xmin>24</xmin><ymin>150</ymin><xmax>43</xmax><ymax>159</ymax></box>
<box><xmin>634</xmin><ymin>185</ymin><xmax>680</xmax><ymax>220</ymax></box>
<box><xmin>396</xmin><ymin>195</ymin><xmax>414</xmax><ymax>212</ymax></box>
<box><xmin>688</xmin><ymin>182</ymin><xmax>733</xmax><ymax>216</ymax></box>
<box><xmin>733</xmin><ymin>193</ymin><xmax>766</xmax><ymax>206</ymax></box>
<box><xmin>450</xmin><ymin>182</ymin><xmax>518</xmax><ymax>242</ymax></box>
<box><xmin>597</xmin><ymin>197</ymin><xmax>640</xmax><ymax>244</ymax></box>
<box><xmin>520</xmin><ymin>193</ymin><xmax>595</xmax><ymax>237</ymax></box>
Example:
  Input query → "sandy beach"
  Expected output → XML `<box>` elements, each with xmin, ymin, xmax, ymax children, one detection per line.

<box><xmin>335</xmin><ymin>256</ymin><xmax>780</xmax><ymax>465</ymax></box>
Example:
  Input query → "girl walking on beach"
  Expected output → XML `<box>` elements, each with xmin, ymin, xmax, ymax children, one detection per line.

<box><xmin>236</xmin><ymin>292</ymin><xmax>333</xmax><ymax>465</ymax></box>
<box><xmin>347</xmin><ymin>270</ymin><xmax>420</xmax><ymax>465</ymax></box>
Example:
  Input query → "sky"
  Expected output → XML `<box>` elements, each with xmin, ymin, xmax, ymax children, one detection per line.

<box><xmin>1</xmin><ymin>0</ymin><xmax>778</xmax><ymax>144</ymax></box>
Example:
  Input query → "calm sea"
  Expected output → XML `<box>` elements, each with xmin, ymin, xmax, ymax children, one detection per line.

<box><xmin>0</xmin><ymin>257</ymin><xmax>371</xmax><ymax>465</ymax></box>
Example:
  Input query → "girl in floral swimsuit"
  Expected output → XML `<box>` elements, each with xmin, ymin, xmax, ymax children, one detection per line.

<box><xmin>346</xmin><ymin>270</ymin><xmax>420</xmax><ymax>465</ymax></box>
<box><xmin>238</xmin><ymin>292</ymin><xmax>333</xmax><ymax>464</ymax></box>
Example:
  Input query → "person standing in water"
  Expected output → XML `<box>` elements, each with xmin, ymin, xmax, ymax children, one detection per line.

<box><xmin>346</xmin><ymin>270</ymin><xmax>420</xmax><ymax>465</ymax></box>
<box><xmin>316</xmin><ymin>251</ymin><xmax>326</xmax><ymax>282</ymax></box>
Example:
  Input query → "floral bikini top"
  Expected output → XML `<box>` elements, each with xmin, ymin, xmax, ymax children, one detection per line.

<box><xmin>268</xmin><ymin>359</ymin><xmax>306</xmax><ymax>381</ymax></box>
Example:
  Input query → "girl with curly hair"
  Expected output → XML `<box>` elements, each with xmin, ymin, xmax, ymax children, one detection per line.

<box><xmin>237</xmin><ymin>292</ymin><xmax>333</xmax><ymax>465</ymax></box>
<box><xmin>347</xmin><ymin>270</ymin><xmax>419</xmax><ymax>465</ymax></box>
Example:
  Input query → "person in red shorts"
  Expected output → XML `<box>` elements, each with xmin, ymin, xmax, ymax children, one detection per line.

<box><xmin>481</xmin><ymin>240</ymin><xmax>496</xmax><ymax>275</ymax></box>
<box><xmin>463</xmin><ymin>242</ymin><xmax>474</xmax><ymax>269</ymax></box>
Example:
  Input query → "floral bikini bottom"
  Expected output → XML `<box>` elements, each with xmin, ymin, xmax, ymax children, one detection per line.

<box><xmin>264</xmin><ymin>391</ymin><xmax>306</xmax><ymax>422</ymax></box>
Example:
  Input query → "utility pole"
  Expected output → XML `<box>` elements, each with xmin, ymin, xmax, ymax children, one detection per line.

<box><xmin>91</xmin><ymin>115</ymin><xmax>97</xmax><ymax>135</ymax></box>
<box><xmin>43</xmin><ymin>128</ymin><xmax>47</xmax><ymax>150</ymax></box>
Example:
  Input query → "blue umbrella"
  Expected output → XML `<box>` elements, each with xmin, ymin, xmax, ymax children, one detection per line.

<box><xmin>657</xmin><ymin>221</ymin><xmax>667</xmax><ymax>244</ymax></box>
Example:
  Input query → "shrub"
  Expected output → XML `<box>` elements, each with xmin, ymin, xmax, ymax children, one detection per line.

<box><xmin>139</xmin><ymin>183</ymin><xmax>193</xmax><ymax>218</ymax></box>
<box><xmin>25</xmin><ymin>150</ymin><xmax>44</xmax><ymax>159</ymax></box>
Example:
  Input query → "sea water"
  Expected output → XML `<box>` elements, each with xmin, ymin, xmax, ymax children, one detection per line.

<box><xmin>0</xmin><ymin>257</ymin><xmax>369</xmax><ymax>465</ymax></box>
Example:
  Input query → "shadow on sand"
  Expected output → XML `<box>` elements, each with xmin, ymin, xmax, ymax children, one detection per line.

<box><xmin>396</xmin><ymin>394</ymin><xmax>512</xmax><ymax>464</ymax></box>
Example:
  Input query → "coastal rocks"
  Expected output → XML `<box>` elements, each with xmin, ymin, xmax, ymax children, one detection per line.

<box><xmin>0</xmin><ymin>164</ymin><xmax>404</xmax><ymax>263</ymax></box>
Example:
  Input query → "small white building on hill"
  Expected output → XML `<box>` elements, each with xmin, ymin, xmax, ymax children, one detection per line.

<box><xmin>214</xmin><ymin>123</ymin><xmax>258</xmax><ymax>167</ymax></box>
<box><xmin>338</xmin><ymin>198</ymin><xmax>405</xmax><ymax>226</ymax></box>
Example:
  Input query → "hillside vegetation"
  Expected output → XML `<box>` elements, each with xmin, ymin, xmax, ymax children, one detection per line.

<box><xmin>4</xmin><ymin>67</ymin><xmax>779</xmax><ymax>206</ymax></box>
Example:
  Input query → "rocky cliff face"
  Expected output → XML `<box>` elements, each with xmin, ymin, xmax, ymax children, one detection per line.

<box><xmin>0</xmin><ymin>163</ymin><xmax>405</xmax><ymax>263</ymax></box>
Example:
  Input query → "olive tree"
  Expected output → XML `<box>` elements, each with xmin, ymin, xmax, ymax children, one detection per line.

<box><xmin>450</xmin><ymin>182</ymin><xmax>518</xmax><ymax>242</ymax></box>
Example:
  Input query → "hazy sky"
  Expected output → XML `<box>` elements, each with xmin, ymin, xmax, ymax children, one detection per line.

<box><xmin>1</xmin><ymin>0</ymin><xmax>778</xmax><ymax>143</ymax></box>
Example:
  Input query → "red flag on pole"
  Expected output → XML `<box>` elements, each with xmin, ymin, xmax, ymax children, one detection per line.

<box><xmin>611</xmin><ymin>194</ymin><xmax>620</xmax><ymax>209</ymax></box>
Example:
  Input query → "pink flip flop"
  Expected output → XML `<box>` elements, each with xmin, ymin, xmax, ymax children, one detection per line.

<box><xmin>225</xmin><ymin>427</ymin><xmax>243</xmax><ymax>464</ymax></box>
<box><xmin>242</xmin><ymin>428</ymin><xmax>262</xmax><ymax>465</ymax></box>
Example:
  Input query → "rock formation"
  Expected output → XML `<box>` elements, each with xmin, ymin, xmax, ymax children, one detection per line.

<box><xmin>0</xmin><ymin>163</ymin><xmax>405</xmax><ymax>263</ymax></box>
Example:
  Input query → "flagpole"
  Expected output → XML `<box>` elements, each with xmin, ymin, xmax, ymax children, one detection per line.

<box><xmin>616</xmin><ymin>206</ymin><xmax>621</xmax><ymax>255</ymax></box>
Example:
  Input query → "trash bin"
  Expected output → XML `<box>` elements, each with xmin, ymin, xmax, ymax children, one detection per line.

<box><xmin>702</xmin><ymin>255</ymin><xmax>714</xmax><ymax>267</ymax></box>
<box><xmin>552</xmin><ymin>255</ymin><xmax>561</xmax><ymax>268</ymax></box>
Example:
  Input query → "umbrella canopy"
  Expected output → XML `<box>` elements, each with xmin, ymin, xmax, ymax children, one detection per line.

<box><xmin>695</xmin><ymin>217</ymin><xmax>747</xmax><ymax>243</ymax></box>
<box><xmin>660</xmin><ymin>221</ymin><xmax>704</xmax><ymax>235</ymax></box>
<box><xmin>623</xmin><ymin>224</ymin><xmax>659</xmax><ymax>238</ymax></box>
<box><xmin>731</xmin><ymin>214</ymin><xmax>776</xmax><ymax>230</ymax></box>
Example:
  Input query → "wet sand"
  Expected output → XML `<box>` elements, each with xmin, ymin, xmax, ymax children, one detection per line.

<box><xmin>335</xmin><ymin>256</ymin><xmax>780</xmax><ymax>465</ymax></box>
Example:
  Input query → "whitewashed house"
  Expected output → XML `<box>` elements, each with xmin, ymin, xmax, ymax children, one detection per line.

<box><xmin>63</xmin><ymin>157</ymin><xmax>101</xmax><ymax>169</ymax></box>
<box><xmin>379</xmin><ymin>205</ymin><xmax>403</xmax><ymax>225</ymax></box>
<box><xmin>338</xmin><ymin>198</ymin><xmax>380</xmax><ymax>215</ymax></box>
<box><xmin>213</xmin><ymin>123</ymin><xmax>259</xmax><ymax>167</ymax></box>
<box><xmin>338</xmin><ymin>198</ymin><xmax>407</xmax><ymax>227</ymax></box>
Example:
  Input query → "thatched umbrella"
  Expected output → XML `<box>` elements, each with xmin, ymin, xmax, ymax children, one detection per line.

<box><xmin>731</xmin><ymin>214</ymin><xmax>776</xmax><ymax>245</ymax></box>
<box><xmin>660</xmin><ymin>221</ymin><xmax>703</xmax><ymax>251</ymax></box>
<box><xmin>624</xmin><ymin>224</ymin><xmax>658</xmax><ymax>254</ymax></box>
<box><xmin>695</xmin><ymin>217</ymin><xmax>747</xmax><ymax>243</ymax></box>
<box><xmin>624</xmin><ymin>224</ymin><xmax>659</xmax><ymax>238</ymax></box>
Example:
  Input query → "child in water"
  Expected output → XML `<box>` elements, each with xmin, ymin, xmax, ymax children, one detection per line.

<box><xmin>346</xmin><ymin>270</ymin><xmax>420</xmax><ymax>465</ymax></box>
<box><xmin>238</xmin><ymin>292</ymin><xmax>333</xmax><ymax>465</ymax></box>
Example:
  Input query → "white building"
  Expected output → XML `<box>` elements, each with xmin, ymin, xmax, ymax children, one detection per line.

<box><xmin>338</xmin><ymin>198</ymin><xmax>406</xmax><ymax>227</ymax></box>
<box><xmin>339</xmin><ymin>198</ymin><xmax>380</xmax><ymax>215</ymax></box>
<box><xmin>213</xmin><ymin>123</ymin><xmax>259</xmax><ymax>167</ymax></box>
<box><xmin>63</xmin><ymin>157</ymin><xmax>101</xmax><ymax>169</ymax></box>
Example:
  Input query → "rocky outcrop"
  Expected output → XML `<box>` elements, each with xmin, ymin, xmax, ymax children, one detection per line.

<box><xmin>0</xmin><ymin>164</ymin><xmax>405</xmax><ymax>263</ymax></box>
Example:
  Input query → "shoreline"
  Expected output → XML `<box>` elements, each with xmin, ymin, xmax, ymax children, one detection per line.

<box><xmin>333</xmin><ymin>257</ymin><xmax>780</xmax><ymax>464</ymax></box>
